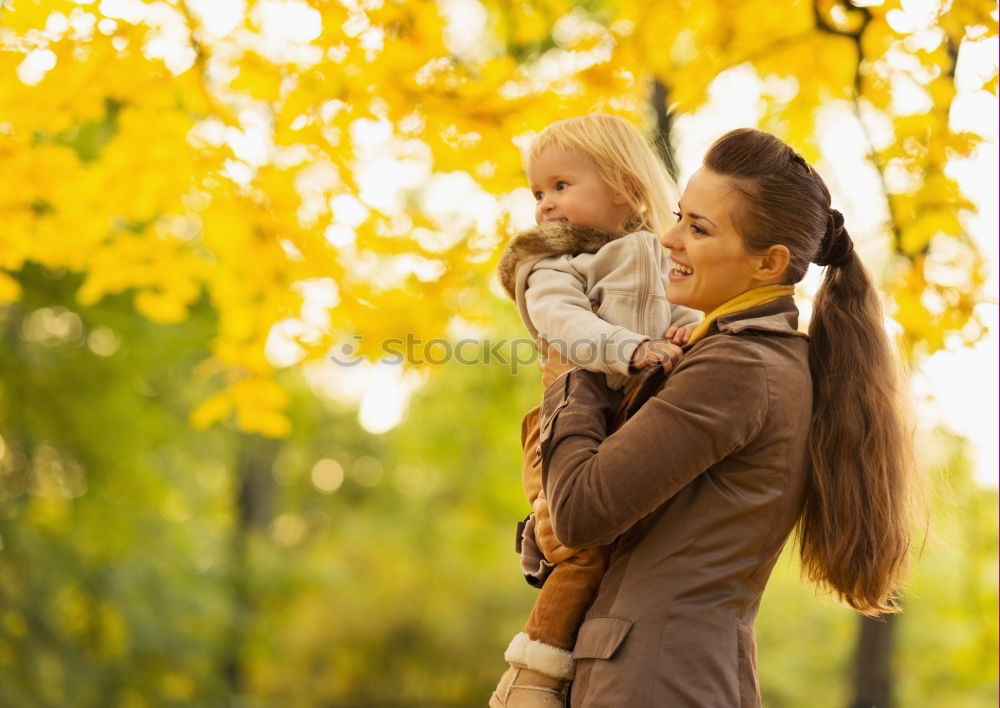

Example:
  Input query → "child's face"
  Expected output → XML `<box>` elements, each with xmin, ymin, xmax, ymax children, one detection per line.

<box><xmin>527</xmin><ymin>147</ymin><xmax>631</xmax><ymax>235</ymax></box>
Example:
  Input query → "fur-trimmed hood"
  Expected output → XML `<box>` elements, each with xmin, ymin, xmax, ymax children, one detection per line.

<box><xmin>496</xmin><ymin>222</ymin><xmax>619</xmax><ymax>299</ymax></box>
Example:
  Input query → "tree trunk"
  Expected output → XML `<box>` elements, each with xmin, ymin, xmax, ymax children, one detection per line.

<box><xmin>222</xmin><ymin>434</ymin><xmax>278</xmax><ymax>695</ymax></box>
<box><xmin>650</xmin><ymin>78</ymin><xmax>679</xmax><ymax>182</ymax></box>
<box><xmin>849</xmin><ymin>613</ymin><xmax>897</xmax><ymax>708</ymax></box>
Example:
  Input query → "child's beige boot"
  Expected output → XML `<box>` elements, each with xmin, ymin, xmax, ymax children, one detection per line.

<box><xmin>489</xmin><ymin>633</ymin><xmax>574</xmax><ymax>708</ymax></box>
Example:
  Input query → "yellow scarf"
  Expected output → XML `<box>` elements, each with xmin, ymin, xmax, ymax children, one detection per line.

<box><xmin>686</xmin><ymin>284</ymin><xmax>795</xmax><ymax>347</ymax></box>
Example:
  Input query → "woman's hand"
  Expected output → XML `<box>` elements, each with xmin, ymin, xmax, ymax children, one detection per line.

<box><xmin>536</xmin><ymin>338</ymin><xmax>577</xmax><ymax>387</ymax></box>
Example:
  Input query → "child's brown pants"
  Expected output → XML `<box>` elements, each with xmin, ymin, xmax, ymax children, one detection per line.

<box><xmin>520</xmin><ymin>406</ymin><xmax>612</xmax><ymax>651</ymax></box>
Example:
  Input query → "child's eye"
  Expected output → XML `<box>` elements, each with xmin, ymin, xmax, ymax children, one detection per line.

<box><xmin>555</xmin><ymin>181</ymin><xmax>569</xmax><ymax>191</ymax></box>
<box><xmin>533</xmin><ymin>191</ymin><xmax>543</xmax><ymax>201</ymax></box>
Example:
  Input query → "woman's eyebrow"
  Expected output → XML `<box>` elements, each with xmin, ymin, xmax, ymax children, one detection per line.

<box><xmin>677</xmin><ymin>203</ymin><xmax>717</xmax><ymax>227</ymax></box>
<box><xmin>689</xmin><ymin>210</ymin><xmax>717</xmax><ymax>227</ymax></box>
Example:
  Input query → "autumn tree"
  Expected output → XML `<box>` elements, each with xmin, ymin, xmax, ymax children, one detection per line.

<box><xmin>2</xmin><ymin>0</ymin><xmax>994</xmax><ymax>427</ymax></box>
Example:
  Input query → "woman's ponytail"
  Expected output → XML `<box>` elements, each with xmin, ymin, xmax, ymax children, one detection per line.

<box><xmin>802</xmin><ymin>226</ymin><xmax>914</xmax><ymax>615</ymax></box>
<box><xmin>704</xmin><ymin>129</ymin><xmax>916</xmax><ymax>615</ymax></box>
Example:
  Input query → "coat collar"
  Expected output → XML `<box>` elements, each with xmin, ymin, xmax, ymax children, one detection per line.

<box><xmin>711</xmin><ymin>296</ymin><xmax>805</xmax><ymax>338</ymax></box>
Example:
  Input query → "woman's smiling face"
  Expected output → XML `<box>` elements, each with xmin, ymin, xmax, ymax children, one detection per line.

<box><xmin>660</xmin><ymin>167</ymin><xmax>768</xmax><ymax>314</ymax></box>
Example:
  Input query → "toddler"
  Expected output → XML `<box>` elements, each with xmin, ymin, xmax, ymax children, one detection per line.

<box><xmin>491</xmin><ymin>113</ymin><xmax>698</xmax><ymax>708</ymax></box>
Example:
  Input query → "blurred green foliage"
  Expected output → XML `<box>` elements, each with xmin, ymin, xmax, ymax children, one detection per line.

<box><xmin>0</xmin><ymin>270</ymin><xmax>996</xmax><ymax>706</ymax></box>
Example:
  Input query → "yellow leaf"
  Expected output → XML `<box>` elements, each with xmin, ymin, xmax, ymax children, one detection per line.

<box><xmin>232</xmin><ymin>377</ymin><xmax>289</xmax><ymax>410</ymax></box>
<box><xmin>899</xmin><ymin>211</ymin><xmax>957</xmax><ymax>255</ymax></box>
<box><xmin>229</xmin><ymin>51</ymin><xmax>283</xmax><ymax>102</ymax></box>
<box><xmin>134</xmin><ymin>290</ymin><xmax>190</xmax><ymax>323</ymax></box>
<box><xmin>190</xmin><ymin>391</ymin><xmax>233</xmax><ymax>429</ymax></box>
<box><xmin>97</xmin><ymin>603</ymin><xmax>129</xmax><ymax>658</ymax></box>
<box><xmin>0</xmin><ymin>0</ymin><xmax>58</xmax><ymax>34</ymax></box>
<box><xmin>235</xmin><ymin>407</ymin><xmax>291</xmax><ymax>438</ymax></box>
<box><xmin>0</xmin><ymin>272</ymin><xmax>21</xmax><ymax>303</ymax></box>
<box><xmin>927</xmin><ymin>77</ymin><xmax>956</xmax><ymax>109</ymax></box>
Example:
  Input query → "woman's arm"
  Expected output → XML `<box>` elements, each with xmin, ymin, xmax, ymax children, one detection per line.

<box><xmin>539</xmin><ymin>337</ymin><xmax>770</xmax><ymax>548</ymax></box>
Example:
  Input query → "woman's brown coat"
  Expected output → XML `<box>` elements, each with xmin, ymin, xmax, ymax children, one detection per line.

<box><xmin>538</xmin><ymin>297</ymin><xmax>812</xmax><ymax>707</ymax></box>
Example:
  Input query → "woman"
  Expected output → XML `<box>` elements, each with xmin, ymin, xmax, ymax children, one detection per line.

<box><xmin>527</xmin><ymin>129</ymin><xmax>914</xmax><ymax>706</ymax></box>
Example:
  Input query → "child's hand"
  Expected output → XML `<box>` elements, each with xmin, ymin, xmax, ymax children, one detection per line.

<box><xmin>630</xmin><ymin>339</ymin><xmax>683</xmax><ymax>373</ymax></box>
<box><xmin>664</xmin><ymin>325</ymin><xmax>694</xmax><ymax>346</ymax></box>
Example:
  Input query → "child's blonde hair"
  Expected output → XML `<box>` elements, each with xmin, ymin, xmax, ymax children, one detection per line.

<box><xmin>525</xmin><ymin>113</ymin><xmax>677</xmax><ymax>235</ymax></box>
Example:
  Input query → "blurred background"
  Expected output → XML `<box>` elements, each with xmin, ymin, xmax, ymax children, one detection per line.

<box><xmin>0</xmin><ymin>0</ymin><xmax>996</xmax><ymax>706</ymax></box>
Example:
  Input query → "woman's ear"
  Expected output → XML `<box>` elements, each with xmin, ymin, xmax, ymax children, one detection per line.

<box><xmin>756</xmin><ymin>244</ymin><xmax>791</xmax><ymax>282</ymax></box>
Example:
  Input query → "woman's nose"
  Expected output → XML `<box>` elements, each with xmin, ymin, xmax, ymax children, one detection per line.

<box><xmin>660</xmin><ymin>224</ymin><xmax>680</xmax><ymax>250</ymax></box>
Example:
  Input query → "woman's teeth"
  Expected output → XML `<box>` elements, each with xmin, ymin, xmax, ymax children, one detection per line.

<box><xmin>672</xmin><ymin>263</ymin><xmax>694</xmax><ymax>275</ymax></box>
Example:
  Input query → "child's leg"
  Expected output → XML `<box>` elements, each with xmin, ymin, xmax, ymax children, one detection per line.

<box><xmin>521</xmin><ymin>408</ymin><xmax>576</xmax><ymax>566</ymax></box>
<box><xmin>493</xmin><ymin>407</ymin><xmax>608</xmax><ymax>707</ymax></box>
<box><xmin>520</xmin><ymin>405</ymin><xmax>543</xmax><ymax>503</ymax></box>
<box><xmin>525</xmin><ymin>544</ymin><xmax>612</xmax><ymax>650</ymax></box>
<box><xmin>493</xmin><ymin>553</ymin><xmax>609</xmax><ymax>708</ymax></box>
<box><xmin>520</xmin><ymin>404</ymin><xmax>610</xmax><ymax>648</ymax></box>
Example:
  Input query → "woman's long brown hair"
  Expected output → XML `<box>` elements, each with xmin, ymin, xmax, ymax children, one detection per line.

<box><xmin>705</xmin><ymin>129</ymin><xmax>915</xmax><ymax>616</ymax></box>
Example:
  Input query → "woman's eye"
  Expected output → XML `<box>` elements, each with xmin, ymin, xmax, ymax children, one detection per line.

<box><xmin>675</xmin><ymin>208</ymin><xmax>708</xmax><ymax>235</ymax></box>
